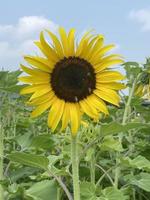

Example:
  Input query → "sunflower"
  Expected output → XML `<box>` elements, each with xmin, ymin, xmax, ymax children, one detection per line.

<box><xmin>19</xmin><ymin>27</ymin><xmax>125</xmax><ymax>135</ymax></box>
<box><xmin>135</xmin><ymin>71</ymin><xmax>150</xmax><ymax>100</ymax></box>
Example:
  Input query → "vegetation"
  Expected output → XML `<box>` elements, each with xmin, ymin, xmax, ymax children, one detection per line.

<box><xmin>0</xmin><ymin>61</ymin><xmax>150</xmax><ymax>200</ymax></box>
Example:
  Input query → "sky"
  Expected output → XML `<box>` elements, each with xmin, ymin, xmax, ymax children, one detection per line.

<box><xmin>0</xmin><ymin>0</ymin><xmax>150</xmax><ymax>71</ymax></box>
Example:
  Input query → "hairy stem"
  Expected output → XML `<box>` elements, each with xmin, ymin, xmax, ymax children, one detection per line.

<box><xmin>122</xmin><ymin>79</ymin><xmax>137</xmax><ymax>125</ymax></box>
<box><xmin>71</xmin><ymin>135</ymin><xmax>80</xmax><ymax>200</ymax></box>
<box><xmin>114</xmin><ymin>78</ymin><xmax>138</xmax><ymax>189</ymax></box>
<box><xmin>90</xmin><ymin>150</ymin><xmax>95</xmax><ymax>185</ymax></box>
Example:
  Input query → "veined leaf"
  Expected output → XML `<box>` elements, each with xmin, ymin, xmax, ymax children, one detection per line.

<box><xmin>100</xmin><ymin>122</ymin><xmax>148</xmax><ymax>136</ymax></box>
<box><xmin>25</xmin><ymin>180</ymin><xmax>58</xmax><ymax>200</ymax></box>
<box><xmin>99</xmin><ymin>187</ymin><xmax>127</xmax><ymax>200</ymax></box>
<box><xmin>121</xmin><ymin>155</ymin><xmax>150</xmax><ymax>171</ymax></box>
<box><xmin>8</xmin><ymin>152</ymin><xmax>49</xmax><ymax>170</ymax></box>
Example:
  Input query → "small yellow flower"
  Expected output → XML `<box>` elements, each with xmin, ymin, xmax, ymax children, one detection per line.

<box><xmin>19</xmin><ymin>27</ymin><xmax>125</xmax><ymax>135</ymax></box>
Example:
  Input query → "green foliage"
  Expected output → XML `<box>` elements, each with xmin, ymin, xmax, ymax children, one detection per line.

<box><xmin>8</xmin><ymin>152</ymin><xmax>49</xmax><ymax>170</ymax></box>
<box><xmin>25</xmin><ymin>180</ymin><xmax>58</xmax><ymax>200</ymax></box>
<box><xmin>0</xmin><ymin>65</ymin><xmax>150</xmax><ymax>200</ymax></box>
<box><xmin>99</xmin><ymin>187</ymin><xmax>127</xmax><ymax>200</ymax></box>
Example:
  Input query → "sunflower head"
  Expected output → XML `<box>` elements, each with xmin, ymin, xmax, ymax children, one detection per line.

<box><xmin>135</xmin><ymin>58</ymin><xmax>150</xmax><ymax>100</ymax></box>
<box><xmin>19</xmin><ymin>27</ymin><xmax>125</xmax><ymax>135</ymax></box>
<box><xmin>135</xmin><ymin>74</ymin><xmax>150</xmax><ymax>100</ymax></box>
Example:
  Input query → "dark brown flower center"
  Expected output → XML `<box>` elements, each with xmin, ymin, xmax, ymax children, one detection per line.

<box><xmin>51</xmin><ymin>56</ymin><xmax>96</xmax><ymax>102</ymax></box>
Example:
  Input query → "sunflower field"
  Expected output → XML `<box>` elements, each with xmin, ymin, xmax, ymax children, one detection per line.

<box><xmin>0</xmin><ymin>29</ymin><xmax>150</xmax><ymax>200</ymax></box>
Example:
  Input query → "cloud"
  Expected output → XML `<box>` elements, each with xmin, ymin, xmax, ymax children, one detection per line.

<box><xmin>129</xmin><ymin>9</ymin><xmax>150</xmax><ymax>31</ymax></box>
<box><xmin>0</xmin><ymin>16</ymin><xmax>58</xmax><ymax>70</ymax></box>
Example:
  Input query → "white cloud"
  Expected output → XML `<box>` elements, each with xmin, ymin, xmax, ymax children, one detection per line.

<box><xmin>0</xmin><ymin>16</ymin><xmax>58</xmax><ymax>70</ymax></box>
<box><xmin>129</xmin><ymin>9</ymin><xmax>150</xmax><ymax>31</ymax></box>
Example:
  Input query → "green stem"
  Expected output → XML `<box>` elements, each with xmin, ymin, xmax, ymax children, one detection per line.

<box><xmin>0</xmin><ymin>123</ymin><xmax>4</xmax><ymax>200</ymax></box>
<box><xmin>71</xmin><ymin>135</ymin><xmax>80</xmax><ymax>200</ymax></box>
<box><xmin>114</xmin><ymin>78</ymin><xmax>138</xmax><ymax>189</ymax></box>
<box><xmin>90</xmin><ymin>150</ymin><xmax>95</xmax><ymax>185</ymax></box>
<box><xmin>122</xmin><ymin>78</ymin><xmax>137</xmax><ymax>125</ymax></box>
<box><xmin>47</xmin><ymin>169</ymin><xmax>73</xmax><ymax>200</ymax></box>
<box><xmin>57</xmin><ymin>188</ymin><xmax>61</xmax><ymax>200</ymax></box>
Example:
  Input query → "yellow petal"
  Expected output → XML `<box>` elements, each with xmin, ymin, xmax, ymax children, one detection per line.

<box><xmin>96</xmin><ymin>82</ymin><xmax>126</xmax><ymax>90</ymax></box>
<box><xmin>31</xmin><ymin>98</ymin><xmax>54</xmax><ymax>118</ymax></box>
<box><xmin>46</xmin><ymin>30</ymin><xmax>64</xmax><ymax>58</ymax></box>
<box><xmin>40</xmin><ymin>31</ymin><xmax>59</xmax><ymax>62</ymax></box>
<box><xmin>28</xmin><ymin>91</ymin><xmax>54</xmax><ymax>105</ymax></box>
<box><xmin>94</xmin><ymin>59</ymin><xmax>124</xmax><ymax>73</ymax></box>
<box><xmin>20</xmin><ymin>84</ymin><xmax>48</xmax><ymax>95</ymax></box>
<box><xmin>94</xmin><ymin>54</ymin><xmax>123</xmax><ymax>66</ymax></box>
<box><xmin>75</xmin><ymin>30</ymin><xmax>92</xmax><ymax>56</ymax></box>
<box><xmin>68</xmin><ymin>28</ymin><xmax>75</xmax><ymax>56</ymax></box>
<box><xmin>48</xmin><ymin>98</ymin><xmax>65</xmax><ymax>131</ymax></box>
<box><xmin>84</xmin><ymin>98</ymin><xmax>100</xmax><ymax>115</ymax></box>
<box><xmin>76</xmin><ymin>35</ymin><xmax>93</xmax><ymax>58</ymax></box>
<box><xmin>96</xmin><ymin>71</ymin><xmax>125</xmax><ymax>82</ymax></box>
<box><xmin>90</xmin><ymin>44</ymin><xmax>115</xmax><ymax>64</ymax></box>
<box><xmin>84</xmin><ymin>35</ymin><xmax>100</xmax><ymax>59</ymax></box>
<box><xmin>20</xmin><ymin>64</ymin><xmax>50</xmax><ymax>77</ymax></box>
<box><xmin>79</xmin><ymin>99</ymin><xmax>99</xmax><ymax>119</ymax></box>
<box><xmin>70</xmin><ymin>103</ymin><xmax>80</xmax><ymax>135</ymax></box>
<box><xmin>94</xmin><ymin>88</ymin><xmax>120</xmax><ymax>106</ymax></box>
<box><xmin>89</xmin><ymin>35</ymin><xmax>104</xmax><ymax>57</ymax></box>
<box><xmin>79</xmin><ymin>35</ymin><xmax>94</xmax><ymax>58</ymax></box>
<box><xmin>61</xmin><ymin>103</ymin><xmax>70</xmax><ymax>131</ymax></box>
<box><xmin>87</xmin><ymin>95</ymin><xmax>109</xmax><ymax>114</ymax></box>
<box><xmin>29</xmin><ymin>86</ymin><xmax>52</xmax><ymax>100</ymax></box>
<box><xmin>59</xmin><ymin>27</ymin><xmax>68</xmax><ymax>57</ymax></box>
<box><xmin>85</xmin><ymin>35</ymin><xmax>104</xmax><ymax>60</ymax></box>
<box><xmin>18</xmin><ymin>76</ymin><xmax>50</xmax><ymax>84</ymax></box>
<box><xmin>24</xmin><ymin>56</ymin><xmax>53</xmax><ymax>73</ymax></box>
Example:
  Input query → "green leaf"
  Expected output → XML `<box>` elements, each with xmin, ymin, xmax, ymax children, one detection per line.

<box><xmin>80</xmin><ymin>182</ymin><xmax>97</xmax><ymax>200</ymax></box>
<box><xmin>15</xmin><ymin>133</ymin><xmax>33</xmax><ymax>149</ymax></box>
<box><xmin>100</xmin><ymin>136</ymin><xmax>123</xmax><ymax>152</ymax></box>
<box><xmin>10</xmin><ymin>167</ymin><xmax>39</xmax><ymax>182</ymax></box>
<box><xmin>131</xmin><ymin>173</ymin><xmax>150</xmax><ymax>192</ymax></box>
<box><xmin>123</xmin><ymin>62</ymin><xmax>142</xmax><ymax>80</ymax></box>
<box><xmin>48</xmin><ymin>155</ymin><xmax>63</xmax><ymax>167</ymax></box>
<box><xmin>100</xmin><ymin>122</ymin><xmax>148</xmax><ymax>136</ymax></box>
<box><xmin>30</xmin><ymin>134</ymin><xmax>55</xmax><ymax>150</ymax></box>
<box><xmin>122</xmin><ymin>155</ymin><xmax>150</xmax><ymax>171</ymax></box>
<box><xmin>25</xmin><ymin>180</ymin><xmax>58</xmax><ymax>200</ymax></box>
<box><xmin>8</xmin><ymin>152</ymin><xmax>49</xmax><ymax>170</ymax></box>
<box><xmin>99</xmin><ymin>187</ymin><xmax>127</xmax><ymax>200</ymax></box>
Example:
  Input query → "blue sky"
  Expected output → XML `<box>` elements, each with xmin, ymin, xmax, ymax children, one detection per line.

<box><xmin>0</xmin><ymin>0</ymin><xmax>150</xmax><ymax>70</ymax></box>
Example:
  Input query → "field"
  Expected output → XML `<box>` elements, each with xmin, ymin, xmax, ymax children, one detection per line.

<box><xmin>0</xmin><ymin>61</ymin><xmax>150</xmax><ymax>200</ymax></box>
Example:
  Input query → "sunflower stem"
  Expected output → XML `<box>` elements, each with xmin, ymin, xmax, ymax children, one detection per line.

<box><xmin>90</xmin><ymin>149</ymin><xmax>95</xmax><ymax>185</ymax></box>
<box><xmin>114</xmin><ymin>77</ymin><xmax>138</xmax><ymax>189</ymax></box>
<box><xmin>71</xmin><ymin>135</ymin><xmax>80</xmax><ymax>200</ymax></box>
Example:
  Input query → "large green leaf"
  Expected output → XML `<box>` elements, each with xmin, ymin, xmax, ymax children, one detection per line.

<box><xmin>80</xmin><ymin>182</ymin><xmax>97</xmax><ymax>200</ymax></box>
<box><xmin>25</xmin><ymin>180</ymin><xmax>58</xmax><ymax>200</ymax></box>
<box><xmin>10</xmin><ymin>167</ymin><xmax>39</xmax><ymax>182</ymax></box>
<box><xmin>121</xmin><ymin>155</ymin><xmax>150</xmax><ymax>171</ymax></box>
<box><xmin>30</xmin><ymin>134</ymin><xmax>55</xmax><ymax>150</ymax></box>
<box><xmin>131</xmin><ymin>173</ymin><xmax>150</xmax><ymax>192</ymax></box>
<box><xmin>8</xmin><ymin>152</ymin><xmax>49</xmax><ymax>170</ymax></box>
<box><xmin>100</xmin><ymin>122</ymin><xmax>148</xmax><ymax>136</ymax></box>
<box><xmin>99</xmin><ymin>187</ymin><xmax>127</xmax><ymax>200</ymax></box>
